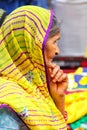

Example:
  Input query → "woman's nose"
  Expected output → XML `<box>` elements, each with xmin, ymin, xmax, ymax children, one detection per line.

<box><xmin>55</xmin><ymin>44</ymin><xmax>60</xmax><ymax>55</ymax></box>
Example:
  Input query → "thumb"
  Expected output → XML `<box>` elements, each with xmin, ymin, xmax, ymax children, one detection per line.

<box><xmin>48</xmin><ymin>63</ymin><xmax>56</xmax><ymax>78</ymax></box>
<box><xmin>48</xmin><ymin>67</ymin><xmax>52</xmax><ymax>75</ymax></box>
<box><xmin>48</xmin><ymin>62</ymin><xmax>56</xmax><ymax>69</ymax></box>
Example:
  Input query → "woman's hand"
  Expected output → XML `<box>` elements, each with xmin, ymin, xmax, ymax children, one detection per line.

<box><xmin>48</xmin><ymin>63</ymin><xmax>68</xmax><ymax>117</ymax></box>
<box><xmin>48</xmin><ymin>63</ymin><xmax>68</xmax><ymax>95</ymax></box>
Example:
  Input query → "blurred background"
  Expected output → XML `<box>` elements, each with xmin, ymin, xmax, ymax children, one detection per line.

<box><xmin>53</xmin><ymin>0</ymin><xmax>87</xmax><ymax>73</ymax></box>
<box><xmin>0</xmin><ymin>0</ymin><xmax>51</xmax><ymax>14</ymax></box>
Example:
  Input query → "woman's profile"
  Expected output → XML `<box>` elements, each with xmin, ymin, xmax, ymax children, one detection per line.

<box><xmin>0</xmin><ymin>5</ymin><xmax>68</xmax><ymax>130</ymax></box>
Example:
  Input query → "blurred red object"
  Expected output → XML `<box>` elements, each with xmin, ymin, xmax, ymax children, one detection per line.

<box><xmin>67</xmin><ymin>125</ymin><xmax>72</xmax><ymax>130</ymax></box>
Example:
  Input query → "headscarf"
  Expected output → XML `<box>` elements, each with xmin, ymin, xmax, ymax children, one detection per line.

<box><xmin>0</xmin><ymin>6</ymin><xmax>67</xmax><ymax>129</ymax></box>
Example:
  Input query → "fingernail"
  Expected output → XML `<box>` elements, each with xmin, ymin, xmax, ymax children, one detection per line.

<box><xmin>52</xmin><ymin>79</ymin><xmax>55</xmax><ymax>82</ymax></box>
<box><xmin>51</xmin><ymin>74</ymin><xmax>53</xmax><ymax>77</ymax></box>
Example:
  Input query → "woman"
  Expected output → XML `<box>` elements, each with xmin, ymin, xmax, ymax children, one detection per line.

<box><xmin>0</xmin><ymin>6</ymin><xmax>68</xmax><ymax>130</ymax></box>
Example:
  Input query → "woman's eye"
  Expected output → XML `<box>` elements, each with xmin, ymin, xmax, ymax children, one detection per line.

<box><xmin>54</xmin><ymin>40</ymin><xmax>57</xmax><ymax>44</ymax></box>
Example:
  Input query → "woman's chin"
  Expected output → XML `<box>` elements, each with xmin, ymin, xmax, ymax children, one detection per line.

<box><xmin>46</xmin><ymin>60</ymin><xmax>53</xmax><ymax>67</ymax></box>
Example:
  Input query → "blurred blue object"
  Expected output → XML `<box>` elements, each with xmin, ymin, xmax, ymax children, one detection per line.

<box><xmin>0</xmin><ymin>0</ymin><xmax>48</xmax><ymax>14</ymax></box>
<box><xmin>0</xmin><ymin>0</ymin><xmax>26</xmax><ymax>14</ymax></box>
<box><xmin>30</xmin><ymin>0</ymin><xmax>48</xmax><ymax>9</ymax></box>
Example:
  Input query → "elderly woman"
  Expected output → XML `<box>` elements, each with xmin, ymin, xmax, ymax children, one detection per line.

<box><xmin>0</xmin><ymin>6</ymin><xmax>68</xmax><ymax>130</ymax></box>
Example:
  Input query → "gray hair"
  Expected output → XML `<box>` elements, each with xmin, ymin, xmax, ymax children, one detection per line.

<box><xmin>48</xmin><ymin>14</ymin><xmax>60</xmax><ymax>39</ymax></box>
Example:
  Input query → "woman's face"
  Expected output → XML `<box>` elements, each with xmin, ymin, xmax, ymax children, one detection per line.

<box><xmin>44</xmin><ymin>33</ymin><xmax>60</xmax><ymax>67</ymax></box>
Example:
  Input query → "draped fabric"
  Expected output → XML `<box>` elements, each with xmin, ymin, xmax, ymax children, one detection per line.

<box><xmin>65</xmin><ymin>67</ymin><xmax>87</xmax><ymax>124</ymax></box>
<box><xmin>0</xmin><ymin>6</ymin><xmax>67</xmax><ymax>130</ymax></box>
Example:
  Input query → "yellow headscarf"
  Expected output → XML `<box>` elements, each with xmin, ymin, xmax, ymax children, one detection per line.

<box><xmin>0</xmin><ymin>6</ymin><xmax>67</xmax><ymax>129</ymax></box>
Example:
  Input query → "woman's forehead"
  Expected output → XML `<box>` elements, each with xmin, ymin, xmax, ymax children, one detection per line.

<box><xmin>49</xmin><ymin>33</ymin><xmax>60</xmax><ymax>40</ymax></box>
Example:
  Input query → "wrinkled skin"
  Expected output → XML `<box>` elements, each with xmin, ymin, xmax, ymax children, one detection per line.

<box><xmin>44</xmin><ymin>33</ymin><xmax>68</xmax><ymax>120</ymax></box>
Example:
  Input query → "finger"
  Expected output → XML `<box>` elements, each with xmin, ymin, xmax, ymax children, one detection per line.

<box><xmin>48</xmin><ymin>62</ymin><xmax>56</xmax><ymax>68</ymax></box>
<box><xmin>51</xmin><ymin>65</ymin><xmax>60</xmax><ymax>78</ymax></box>
<box><xmin>52</xmin><ymin>69</ymin><xmax>63</xmax><ymax>82</ymax></box>
<box><xmin>57</xmin><ymin>73</ymin><xmax>68</xmax><ymax>82</ymax></box>
<box><xmin>48</xmin><ymin>63</ymin><xmax>56</xmax><ymax>76</ymax></box>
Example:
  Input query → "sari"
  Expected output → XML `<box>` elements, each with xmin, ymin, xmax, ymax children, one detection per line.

<box><xmin>0</xmin><ymin>5</ymin><xmax>67</xmax><ymax>130</ymax></box>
